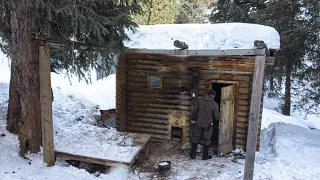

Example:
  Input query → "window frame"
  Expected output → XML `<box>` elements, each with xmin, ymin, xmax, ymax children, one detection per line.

<box><xmin>147</xmin><ymin>74</ymin><xmax>162</xmax><ymax>89</ymax></box>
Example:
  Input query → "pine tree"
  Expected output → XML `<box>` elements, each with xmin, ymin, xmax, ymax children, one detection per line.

<box><xmin>133</xmin><ymin>0</ymin><xmax>177</xmax><ymax>25</ymax></box>
<box><xmin>0</xmin><ymin>0</ymin><xmax>141</xmax><ymax>155</ymax></box>
<box><xmin>210</xmin><ymin>0</ymin><xmax>266</xmax><ymax>23</ymax></box>
<box><xmin>175</xmin><ymin>0</ymin><xmax>211</xmax><ymax>24</ymax></box>
<box><xmin>210</xmin><ymin>0</ymin><xmax>313</xmax><ymax>116</ymax></box>
<box><xmin>292</xmin><ymin>0</ymin><xmax>320</xmax><ymax>116</ymax></box>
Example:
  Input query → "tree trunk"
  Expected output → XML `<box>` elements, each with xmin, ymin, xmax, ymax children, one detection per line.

<box><xmin>6</xmin><ymin>72</ymin><xmax>21</xmax><ymax>134</ymax></box>
<box><xmin>7</xmin><ymin>1</ymin><xmax>42</xmax><ymax>155</ymax></box>
<box><xmin>269</xmin><ymin>71</ymin><xmax>274</xmax><ymax>91</ymax></box>
<box><xmin>283</xmin><ymin>64</ymin><xmax>291</xmax><ymax>116</ymax></box>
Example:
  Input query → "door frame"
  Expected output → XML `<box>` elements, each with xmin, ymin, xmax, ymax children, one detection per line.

<box><xmin>211</xmin><ymin>80</ymin><xmax>239</xmax><ymax>149</ymax></box>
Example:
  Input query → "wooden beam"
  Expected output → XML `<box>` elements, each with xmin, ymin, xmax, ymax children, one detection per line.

<box><xmin>118</xmin><ymin>54</ymin><xmax>127</xmax><ymax>131</ymax></box>
<box><xmin>200</xmin><ymin>70</ymin><xmax>253</xmax><ymax>75</ymax></box>
<box><xmin>39</xmin><ymin>44</ymin><xmax>55</xmax><ymax>166</ymax></box>
<box><xmin>127</xmin><ymin>48</ymin><xmax>266</xmax><ymax>56</ymax></box>
<box><xmin>55</xmin><ymin>151</ymin><xmax>130</xmax><ymax>168</ymax></box>
<box><xmin>243</xmin><ymin>55</ymin><xmax>266</xmax><ymax>180</ymax></box>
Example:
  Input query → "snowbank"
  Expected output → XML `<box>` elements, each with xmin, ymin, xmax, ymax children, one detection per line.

<box><xmin>261</xmin><ymin>123</ymin><xmax>320</xmax><ymax>167</ymax></box>
<box><xmin>51</xmin><ymin>70</ymin><xmax>115</xmax><ymax>110</ymax></box>
<box><xmin>263</xmin><ymin>96</ymin><xmax>320</xmax><ymax>130</ymax></box>
<box><xmin>125</xmin><ymin>23</ymin><xmax>280</xmax><ymax>50</ymax></box>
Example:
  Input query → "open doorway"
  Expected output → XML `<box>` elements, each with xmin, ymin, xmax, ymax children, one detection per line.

<box><xmin>211</xmin><ymin>81</ymin><xmax>238</xmax><ymax>156</ymax></box>
<box><xmin>211</xmin><ymin>83</ymin><xmax>232</xmax><ymax>149</ymax></box>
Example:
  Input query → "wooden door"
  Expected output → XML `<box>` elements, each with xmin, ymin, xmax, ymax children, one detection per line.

<box><xmin>217</xmin><ymin>84</ymin><xmax>235</xmax><ymax>156</ymax></box>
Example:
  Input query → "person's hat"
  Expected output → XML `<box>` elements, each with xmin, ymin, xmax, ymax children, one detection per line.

<box><xmin>208</xmin><ymin>90</ymin><xmax>216</xmax><ymax>96</ymax></box>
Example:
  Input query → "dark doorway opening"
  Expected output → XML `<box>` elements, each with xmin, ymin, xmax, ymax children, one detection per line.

<box><xmin>211</xmin><ymin>83</ymin><xmax>232</xmax><ymax>148</ymax></box>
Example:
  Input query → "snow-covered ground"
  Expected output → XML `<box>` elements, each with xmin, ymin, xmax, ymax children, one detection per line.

<box><xmin>1</xmin><ymin>44</ymin><xmax>320</xmax><ymax>179</ymax></box>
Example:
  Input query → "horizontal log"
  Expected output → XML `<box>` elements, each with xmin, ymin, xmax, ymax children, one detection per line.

<box><xmin>236</xmin><ymin>138</ymin><xmax>247</xmax><ymax>145</ymax></box>
<box><xmin>200</xmin><ymin>74</ymin><xmax>252</xmax><ymax>82</ymax></box>
<box><xmin>127</xmin><ymin>64</ymin><xmax>160</xmax><ymax>71</ymax></box>
<box><xmin>127</xmin><ymin>58</ymin><xmax>256</xmax><ymax>67</ymax></box>
<box><xmin>198</xmin><ymin>89</ymin><xmax>250</xmax><ymax>97</ymax></box>
<box><xmin>238</xmin><ymin>94</ymin><xmax>250</xmax><ymax>100</ymax></box>
<box><xmin>199</xmin><ymin>65</ymin><xmax>254</xmax><ymax>72</ymax></box>
<box><xmin>149</xmin><ymin>134</ymin><xmax>171</xmax><ymax>140</ymax></box>
<box><xmin>127</xmin><ymin>82</ymin><xmax>192</xmax><ymax>90</ymax></box>
<box><xmin>127</xmin><ymin>126</ymin><xmax>168</xmax><ymax>135</ymax></box>
<box><xmin>199</xmin><ymin>75</ymin><xmax>221</xmax><ymax>80</ymax></box>
<box><xmin>127</xmin><ymin>71</ymin><xmax>192</xmax><ymax>79</ymax></box>
<box><xmin>127</xmin><ymin>59</ymin><xmax>162</xmax><ymax>66</ymax></box>
<box><xmin>238</xmin><ymin>100</ymin><xmax>249</xmax><ymax>106</ymax></box>
<box><xmin>127</xmin><ymin>96</ymin><xmax>191</xmax><ymax>106</ymax></box>
<box><xmin>238</xmin><ymin>105</ymin><xmax>249</xmax><ymax>111</ymax></box>
<box><xmin>233</xmin><ymin>75</ymin><xmax>251</xmax><ymax>81</ymax></box>
<box><xmin>127</xmin><ymin>63</ymin><xmax>254</xmax><ymax>72</ymax></box>
<box><xmin>127</xmin><ymin>107</ymin><xmax>191</xmax><ymax>115</ymax></box>
<box><xmin>237</xmin><ymin>111</ymin><xmax>248</xmax><ymax>117</ymax></box>
<box><xmin>236</xmin><ymin>138</ymin><xmax>260</xmax><ymax>147</ymax></box>
<box><xmin>128</xmin><ymin>92</ymin><xmax>191</xmax><ymax>100</ymax></box>
<box><xmin>127</xmin><ymin>81</ymin><xmax>146</xmax><ymax>88</ymax></box>
<box><xmin>235</xmin><ymin>144</ymin><xmax>246</xmax><ymax>150</ymax></box>
<box><xmin>127</xmin><ymin>103</ymin><xmax>190</xmax><ymax>111</ymax></box>
<box><xmin>125</xmin><ymin>53</ymin><xmax>255</xmax><ymax>61</ymax></box>
<box><xmin>235</xmin><ymin>125</ymin><xmax>261</xmax><ymax>132</ymax></box>
<box><xmin>128</xmin><ymin>76</ymin><xmax>192</xmax><ymax>85</ymax></box>
<box><xmin>127</xmin><ymin>112</ymin><xmax>168</xmax><ymax>120</ymax></box>
<box><xmin>125</xmin><ymin>53</ymin><xmax>187</xmax><ymax>61</ymax></box>
<box><xmin>237</xmin><ymin>122</ymin><xmax>248</xmax><ymax>128</ymax></box>
<box><xmin>127</xmin><ymin>87</ymin><xmax>189</xmax><ymax>95</ymax></box>
<box><xmin>237</xmin><ymin>117</ymin><xmax>248</xmax><ymax>123</ymax></box>
<box><xmin>127</xmin><ymin>117</ymin><xmax>169</xmax><ymax>125</ymax></box>
<box><xmin>239</xmin><ymin>81</ymin><xmax>250</xmax><ymax>88</ymax></box>
<box><xmin>128</xmin><ymin>121</ymin><xmax>168</xmax><ymax>130</ymax></box>
<box><xmin>236</xmin><ymin>133</ymin><xmax>260</xmax><ymax>140</ymax></box>
<box><xmin>239</xmin><ymin>88</ymin><xmax>249</xmax><ymax>94</ymax></box>
<box><xmin>236</xmin><ymin>128</ymin><xmax>248</xmax><ymax>134</ymax></box>
<box><xmin>199</xmin><ymin>84</ymin><xmax>211</xmax><ymax>90</ymax></box>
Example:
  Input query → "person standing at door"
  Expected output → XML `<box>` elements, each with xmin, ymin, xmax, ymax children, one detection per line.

<box><xmin>190</xmin><ymin>90</ymin><xmax>220</xmax><ymax>160</ymax></box>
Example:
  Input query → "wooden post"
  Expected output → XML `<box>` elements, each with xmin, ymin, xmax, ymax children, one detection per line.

<box><xmin>39</xmin><ymin>44</ymin><xmax>55</xmax><ymax>166</ymax></box>
<box><xmin>118</xmin><ymin>54</ymin><xmax>127</xmax><ymax>131</ymax></box>
<box><xmin>243</xmin><ymin>54</ymin><xmax>266</xmax><ymax>179</ymax></box>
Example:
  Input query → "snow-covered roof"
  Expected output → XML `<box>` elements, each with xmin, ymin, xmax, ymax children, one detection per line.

<box><xmin>124</xmin><ymin>23</ymin><xmax>280</xmax><ymax>50</ymax></box>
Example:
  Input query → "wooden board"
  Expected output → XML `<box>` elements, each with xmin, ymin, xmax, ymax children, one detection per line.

<box><xmin>244</xmin><ymin>55</ymin><xmax>266</xmax><ymax>179</ymax></box>
<box><xmin>55</xmin><ymin>133</ymin><xmax>151</xmax><ymax>168</ymax></box>
<box><xmin>218</xmin><ymin>84</ymin><xmax>236</xmax><ymax>156</ymax></box>
<box><xmin>39</xmin><ymin>44</ymin><xmax>55</xmax><ymax>166</ymax></box>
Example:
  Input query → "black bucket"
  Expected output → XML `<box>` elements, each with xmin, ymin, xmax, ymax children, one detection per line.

<box><xmin>158</xmin><ymin>161</ymin><xmax>171</xmax><ymax>177</ymax></box>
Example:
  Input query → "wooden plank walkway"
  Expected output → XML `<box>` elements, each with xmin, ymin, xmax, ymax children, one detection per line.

<box><xmin>55</xmin><ymin>133</ymin><xmax>151</xmax><ymax>168</ymax></box>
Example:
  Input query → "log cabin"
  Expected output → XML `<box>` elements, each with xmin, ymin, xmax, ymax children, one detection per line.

<box><xmin>115</xmin><ymin>23</ymin><xmax>280</xmax><ymax>155</ymax></box>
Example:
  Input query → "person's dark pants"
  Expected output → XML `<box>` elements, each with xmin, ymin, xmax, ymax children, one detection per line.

<box><xmin>192</xmin><ymin>124</ymin><xmax>213</xmax><ymax>146</ymax></box>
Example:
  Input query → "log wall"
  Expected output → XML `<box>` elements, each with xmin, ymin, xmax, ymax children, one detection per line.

<box><xmin>116</xmin><ymin>53</ymin><xmax>264</xmax><ymax>150</ymax></box>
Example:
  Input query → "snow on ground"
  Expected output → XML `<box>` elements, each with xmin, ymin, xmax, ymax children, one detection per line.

<box><xmin>52</xmin><ymin>87</ymin><xmax>140</xmax><ymax>163</ymax></box>
<box><xmin>51</xmin><ymin>72</ymin><xmax>115</xmax><ymax>110</ymax></box>
<box><xmin>0</xmin><ymin>83</ymin><xmax>124</xmax><ymax>180</ymax></box>
<box><xmin>125</xmin><ymin>23</ymin><xmax>280</xmax><ymax>50</ymax></box>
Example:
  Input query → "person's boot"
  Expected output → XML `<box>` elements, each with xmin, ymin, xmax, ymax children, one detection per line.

<box><xmin>202</xmin><ymin>145</ymin><xmax>212</xmax><ymax>160</ymax></box>
<box><xmin>189</xmin><ymin>142</ymin><xmax>197</xmax><ymax>159</ymax></box>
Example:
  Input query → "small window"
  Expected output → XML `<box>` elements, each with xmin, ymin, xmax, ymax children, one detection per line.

<box><xmin>148</xmin><ymin>75</ymin><xmax>162</xmax><ymax>89</ymax></box>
